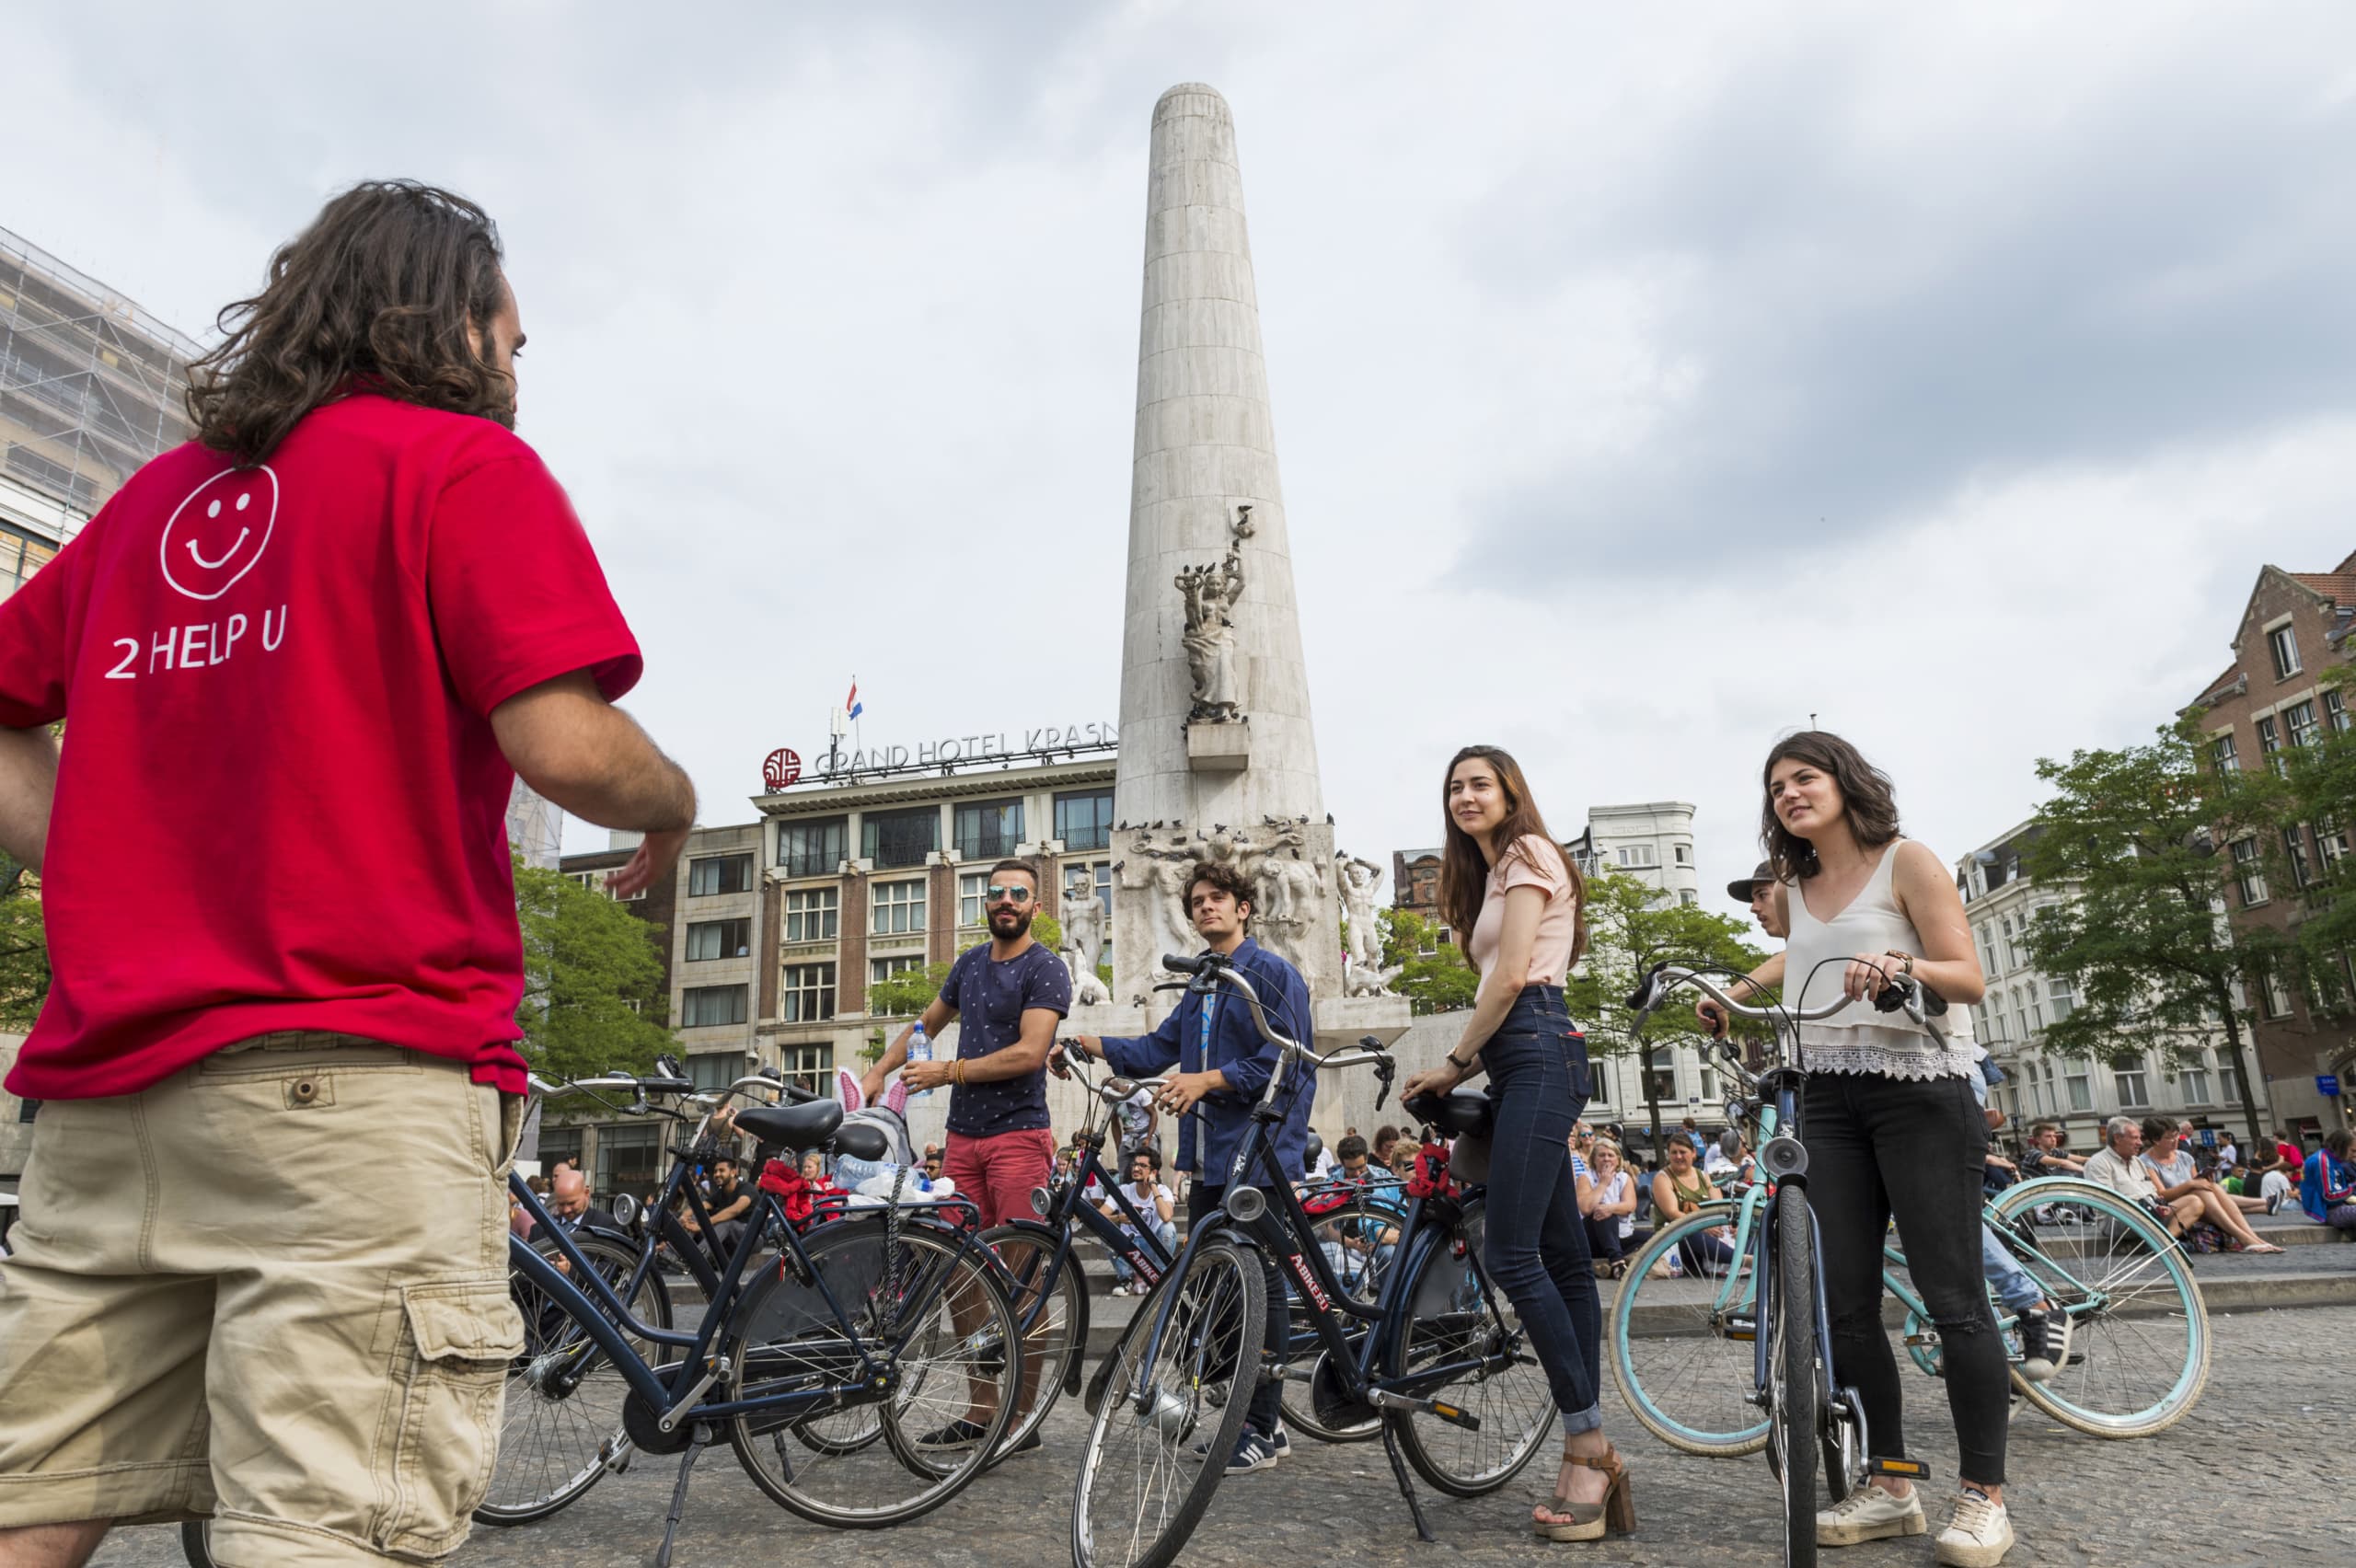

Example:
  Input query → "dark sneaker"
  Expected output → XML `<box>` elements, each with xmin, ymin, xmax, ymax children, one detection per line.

<box><xmin>917</xmin><ymin>1418</ymin><xmax>989</xmax><ymax>1448</ymax></box>
<box><xmin>1003</xmin><ymin>1426</ymin><xmax>1044</xmax><ymax>1456</ymax></box>
<box><xmin>1223</xmin><ymin>1429</ymin><xmax>1281</xmax><ymax>1475</ymax></box>
<box><xmin>2015</xmin><ymin>1309</ymin><xmax>2055</xmax><ymax>1383</ymax></box>
<box><xmin>1267</xmin><ymin>1424</ymin><xmax>1290</xmax><ymax>1460</ymax></box>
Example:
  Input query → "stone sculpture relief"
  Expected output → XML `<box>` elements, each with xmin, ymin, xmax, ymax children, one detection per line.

<box><xmin>1335</xmin><ymin>852</ymin><xmax>1392</xmax><ymax>995</ymax></box>
<box><xmin>1117</xmin><ymin>810</ymin><xmax>1333</xmax><ymax>975</ymax></box>
<box><xmin>1058</xmin><ymin>884</ymin><xmax>1112</xmax><ymax>1005</ymax></box>
<box><xmin>1176</xmin><ymin>508</ymin><xmax>1252</xmax><ymax>723</ymax></box>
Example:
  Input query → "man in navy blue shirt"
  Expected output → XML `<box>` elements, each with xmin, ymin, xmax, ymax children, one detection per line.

<box><xmin>1068</xmin><ymin>859</ymin><xmax>1313</xmax><ymax>1475</ymax></box>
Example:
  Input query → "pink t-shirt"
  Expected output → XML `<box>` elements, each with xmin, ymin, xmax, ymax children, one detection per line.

<box><xmin>0</xmin><ymin>394</ymin><xmax>641</xmax><ymax>1101</ymax></box>
<box><xmin>1466</xmin><ymin>836</ymin><xmax>1578</xmax><ymax>985</ymax></box>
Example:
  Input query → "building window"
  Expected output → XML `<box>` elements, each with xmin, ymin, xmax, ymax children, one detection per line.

<box><xmin>681</xmin><ymin>984</ymin><xmax>748</xmax><ymax>1028</ymax></box>
<box><xmin>1697</xmin><ymin>1064</ymin><xmax>1718</xmax><ymax>1105</ymax></box>
<box><xmin>1977</xmin><ymin>928</ymin><xmax>1999</xmax><ymax>980</ymax></box>
<box><xmin>2231</xmin><ymin>837</ymin><xmax>2269</xmax><ymax>906</ymax></box>
<box><xmin>1679</xmin><ymin>889</ymin><xmax>1698</xmax><ymax>905</ymax></box>
<box><xmin>2318</xmin><ymin>816</ymin><xmax>2350</xmax><ymax>870</ymax></box>
<box><xmin>2065</xmin><ymin>1064</ymin><xmax>2093</xmax><ymax>1113</ymax></box>
<box><xmin>1977</xmin><ymin>1002</ymin><xmax>2004</xmax><ymax>1044</ymax></box>
<box><xmin>2262</xmin><ymin>965</ymin><xmax>2293</xmax><ymax>1019</ymax></box>
<box><xmin>872</xmin><ymin>879</ymin><xmax>926</xmax><ymax>935</ymax></box>
<box><xmin>2027</xmin><ymin>987</ymin><xmax>2046</xmax><ymax>1032</ymax></box>
<box><xmin>2286</xmin><ymin>826</ymin><xmax>2315</xmax><ymax>890</ymax></box>
<box><xmin>2269</xmin><ymin>624</ymin><xmax>2301</xmax><ymax>679</ymax></box>
<box><xmin>2211</xmin><ymin>732</ymin><xmax>2239</xmax><ymax>775</ymax></box>
<box><xmin>2218</xmin><ymin>1052</ymin><xmax>2242</xmax><ymax>1107</ymax></box>
<box><xmin>2011</xmin><ymin>986</ymin><xmax>2030</xmax><ymax>1043</ymax></box>
<box><xmin>2286</xmin><ymin>700</ymin><xmax>2321</xmax><ymax>749</ymax></box>
<box><xmin>1645</xmin><ymin>1046</ymin><xmax>1677</xmax><ymax>1103</ymax></box>
<box><xmin>1054</xmin><ymin>790</ymin><xmax>1114</xmax><ymax>852</ymax></box>
<box><xmin>2047</xmin><ymin>975</ymin><xmax>2074</xmax><ymax>1022</ymax></box>
<box><xmin>959</xmin><ymin>871</ymin><xmax>987</xmax><ymax>928</ymax></box>
<box><xmin>952</xmin><ymin>798</ymin><xmax>1024</xmax><ymax>861</ymax></box>
<box><xmin>784</xmin><ymin>888</ymin><xmax>838</xmax><ymax>943</ymax></box>
<box><xmin>2113</xmin><ymin>1056</ymin><xmax>2150</xmax><ymax>1107</ymax></box>
<box><xmin>779</xmin><ymin>817</ymin><xmax>846</xmax><ymax>878</ymax></box>
<box><xmin>1615</xmin><ymin>844</ymin><xmax>1658</xmax><ymax>868</ymax></box>
<box><xmin>780</xmin><ymin>1041</ymin><xmax>833</xmax><ymax>1099</ymax></box>
<box><xmin>596</xmin><ymin>1124</ymin><xmax>663</xmax><ymax>1197</ymax></box>
<box><xmin>1673</xmin><ymin>844</ymin><xmax>1692</xmax><ymax>865</ymax></box>
<box><xmin>862</xmin><ymin>806</ymin><xmax>939</xmax><ymax>870</ymax></box>
<box><xmin>2327</xmin><ymin>689</ymin><xmax>2350</xmax><ymax>734</ymax></box>
<box><xmin>1998</xmin><ymin>915</ymin><xmax>2018</xmax><ymax>973</ymax></box>
<box><xmin>536</xmin><ymin>1124</ymin><xmax>583</xmax><ymax>1175</ymax></box>
<box><xmin>686</xmin><ymin>917</ymin><xmax>751</xmax><ymax>961</ymax></box>
<box><xmin>2258</xmin><ymin>717</ymin><xmax>2285</xmax><ymax>776</ymax></box>
<box><xmin>687</xmin><ymin>1052</ymin><xmax>740</xmax><ymax>1091</ymax></box>
<box><xmin>780</xmin><ymin>963</ymin><xmax>836</xmax><ymax>1023</ymax></box>
<box><xmin>17</xmin><ymin>1097</ymin><xmax>38</xmax><ymax>1124</ymax></box>
<box><xmin>2178</xmin><ymin>1065</ymin><xmax>2210</xmax><ymax>1105</ymax></box>
<box><xmin>687</xmin><ymin>853</ymin><xmax>754</xmax><ymax>897</ymax></box>
<box><xmin>868</xmin><ymin>955</ymin><xmax>924</xmax><ymax>1012</ymax></box>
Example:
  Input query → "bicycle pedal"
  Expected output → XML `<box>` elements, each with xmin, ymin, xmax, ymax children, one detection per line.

<box><xmin>1903</xmin><ymin>1333</ymin><xmax>1939</xmax><ymax>1346</ymax></box>
<box><xmin>1867</xmin><ymin>1458</ymin><xmax>1929</xmax><ymax>1481</ymax></box>
<box><xmin>1722</xmin><ymin>1318</ymin><xmax>1756</xmax><ymax>1342</ymax></box>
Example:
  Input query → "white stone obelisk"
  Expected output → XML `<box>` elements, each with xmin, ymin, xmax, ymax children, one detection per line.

<box><xmin>1109</xmin><ymin>84</ymin><xmax>1346</xmax><ymax>1013</ymax></box>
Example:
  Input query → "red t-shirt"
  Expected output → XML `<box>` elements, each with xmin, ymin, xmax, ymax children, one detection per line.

<box><xmin>0</xmin><ymin>393</ymin><xmax>641</xmax><ymax>1100</ymax></box>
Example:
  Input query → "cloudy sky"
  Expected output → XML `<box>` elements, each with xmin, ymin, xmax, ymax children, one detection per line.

<box><xmin>15</xmin><ymin>1</ymin><xmax>2356</xmax><ymax>925</ymax></box>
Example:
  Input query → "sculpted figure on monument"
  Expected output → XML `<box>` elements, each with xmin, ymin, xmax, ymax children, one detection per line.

<box><xmin>1174</xmin><ymin>513</ymin><xmax>1249</xmax><ymax>724</ymax></box>
<box><xmin>1120</xmin><ymin>838</ymin><xmax>1203</xmax><ymax>973</ymax></box>
<box><xmin>1345</xmin><ymin>957</ymin><xmax>1402</xmax><ymax>997</ymax></box>
<box><xmin>1335</xmin><ymin>852</ymin><xmax>1390</xmax><ymax>986</ymax></box>
<box><xmin>1059</xmin><ymin>884</ymin><xmax>1111</xmax><ymax>1004</ymax></box>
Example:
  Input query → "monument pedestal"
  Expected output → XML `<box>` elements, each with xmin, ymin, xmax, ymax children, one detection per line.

<box><xmin>1312</xmin><ymin>994</ymin><xmax>1414</xmax><ymax>1054</ymax></box>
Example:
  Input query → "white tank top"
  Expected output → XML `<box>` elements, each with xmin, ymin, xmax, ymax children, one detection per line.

<box><xmin>1782</xmin><ymin>839</ymin><xmax>1974</xmax><ymax>1081</ymax></box>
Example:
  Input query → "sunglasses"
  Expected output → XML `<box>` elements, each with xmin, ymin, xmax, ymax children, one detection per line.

<box><xmin>987</xmin><ymin>885</ymin><xmax>1034</xmax><ymax>905</ymax></box>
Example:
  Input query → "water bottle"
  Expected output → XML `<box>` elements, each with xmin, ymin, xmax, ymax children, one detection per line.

<box><xmin>907</xmin><ymin>1022</ymin><xmax>934</xmax><ymax>1101</ymax></box>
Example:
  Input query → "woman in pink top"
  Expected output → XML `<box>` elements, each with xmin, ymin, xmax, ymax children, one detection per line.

<box><xmin>1403</xmin><ymin>746</ymin><xmax>1628</xmax><ymax>1544</ymax></box>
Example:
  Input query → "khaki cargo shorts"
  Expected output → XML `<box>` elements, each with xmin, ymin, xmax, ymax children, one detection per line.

<box><xmin>0</xmin><ymin>1032</ymin><xmax>524</xmax><ymax>1565</ymax></box>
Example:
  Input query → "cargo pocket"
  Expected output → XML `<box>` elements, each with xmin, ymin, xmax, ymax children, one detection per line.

<box><xmin>376</xmin><ymin>1278</ymin><xmax>525</xmax><ymax>1561</ymax></box>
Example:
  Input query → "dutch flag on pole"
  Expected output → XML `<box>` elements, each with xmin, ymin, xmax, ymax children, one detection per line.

<box><xmin>845</xmin><ymin>681</ymin><xmax>864</xmax><ymax>722</ymax></box>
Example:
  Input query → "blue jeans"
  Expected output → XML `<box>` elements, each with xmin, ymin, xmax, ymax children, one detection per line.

<box><xmin>1477</xmin><ymin>986</ymin><xmax>1602</xmax><ymax>1437</ymax></box>
<box><xmin>1111</xmin><ymin>1217</ymin><xmax>1178</xmax><ymax>1284</ymax></box>
<box><xmin>1979</xmin><ymin>1225</ymin><xmax>2043</xmax><ymax>1314</ymax></box>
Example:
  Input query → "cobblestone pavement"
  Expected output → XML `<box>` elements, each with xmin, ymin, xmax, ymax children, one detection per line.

<box><xmin>93</xmin><ymin>1300</ymin><xmax>2356</xmax><ymax>1568</ymax></box>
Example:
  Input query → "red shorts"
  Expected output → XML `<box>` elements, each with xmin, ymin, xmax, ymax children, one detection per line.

<box><xmin>943</xmin><ymin>1127</ymin><xmax>1056</xmax><ymax>1228</ymax></box>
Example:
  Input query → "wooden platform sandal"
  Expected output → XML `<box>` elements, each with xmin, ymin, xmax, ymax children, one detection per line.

<box><xmin>1534</xmin><ymin>1446</ymin><xmax>1636</xmax><ymax>1542</ymax></box>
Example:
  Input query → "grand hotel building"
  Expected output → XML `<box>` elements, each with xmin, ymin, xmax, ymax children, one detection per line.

<box><xmin>551</xmin><ymin>743</ymin><xmax>1118</xmax><ymax>1192</ymax></box>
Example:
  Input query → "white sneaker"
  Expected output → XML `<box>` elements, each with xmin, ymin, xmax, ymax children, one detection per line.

<box><xmin>1817</xmin><ymin>1483</ymin><xmax>1927</xmax><ymax>1547</ymax></box>
<box><xmin>1934</xmin><ymin>1490</ymin><xmax>2014</xmax><ymax>1567</ymax></box>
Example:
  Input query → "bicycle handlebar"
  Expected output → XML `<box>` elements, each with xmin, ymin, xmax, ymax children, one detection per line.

<box><xmin>1155</xmin><ymin>952</ymin><xmax>1395</xmax><ymax>1105</ymax></box>
<box><xmin>1625</xmin><ymin>962</ymin><xmax>1947</xmax><ymax>1032</ymax></box>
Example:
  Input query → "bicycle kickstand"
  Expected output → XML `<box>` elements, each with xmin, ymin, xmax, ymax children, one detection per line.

<box><xmin>652</xmin><ymin>1425</ymin><xmax>710</xmax><ymax>1568</ymax></box>
<box><xmin>1380</xmin><ymin>1421</ymin><xmax>1437</xmax><ymax>1543</ymax></box>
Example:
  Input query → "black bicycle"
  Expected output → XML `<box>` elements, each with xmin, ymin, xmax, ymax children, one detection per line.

<box><xmin>1068</xmin><ymin>951</ymin><xmax>1557</xmax><ymax>1568</ymax></box>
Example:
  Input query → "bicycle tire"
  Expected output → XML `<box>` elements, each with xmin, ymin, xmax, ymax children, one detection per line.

<box><xmin>1383</xmin><ymin>1195</ymin><xmax>1555</xmax><ymax>1496</ymax></box>
<box><xmin>178</xmin><ymin>1521</ymin><xmax>214</xmax><ymax>1567</ymax></box>
<box><xmin>980</xmin><ymin>1220</ymin><xmax>1089</xmax><ymax>1461</ymax></box>
<box><xmin>1071</xmin><ymin>1236</ymin><xmax>1264</xmax><ymax>1568</ymax></box>
<box><xmin>1282</xmin><ymin>1195</ymin><xmax>1398</xmax><ymax>1443</ymax></box>
<box><xmin>479</xmin><ymin>1232</ymin><xmax>674</xmax><ymax>1525</ymax></box>
<box><xmin>1984</xmin><ymin>1179</ymin><xmax>2209</xmax><ymax>1438</ymax></box>
<box><xmin>1770</xmin><ymin>1189</ymin><xmax>1819</xmax><ymax>1568</ymax></box>
<box><xmin>1608</xmin><ymin>1202</ymin><xmax>1771</xmax><ymax>1456</ymax></box>
<box><xmin>724</xmin><ymin>1219</ymin><xmax>1019</xmax><ymax>1528</ymax></box>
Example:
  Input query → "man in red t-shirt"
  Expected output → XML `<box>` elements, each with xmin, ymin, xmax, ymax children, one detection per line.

<box><xmin>0</xmin><ymin>182</ymin><xmax>696</xmax><ymax>1568</ymax></box>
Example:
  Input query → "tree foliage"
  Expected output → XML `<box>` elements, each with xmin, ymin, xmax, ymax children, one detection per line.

<box><xmin>1566</xmin><ymin>867</ymin><xmax>1770</xmax><ymax>1061</ymax></box>
<box><xmin>0</xmin><ymin>869</ymin><xmax>49</xmax><ymax>1032</ymax></box>
<box><xmin>514</xmin><ymin>857</ymin><xmax>675</xmax><ymax>1086</ymax></box>
<box><xmin>1378</xmin><ymin>906</ymin><xmax>1480</xmax><ymax>1016</ymax></box>
<box><xmin>2020</xmin><ymin>720</ymin><xmax>2282</xmax><ymax>1144</ymax></box>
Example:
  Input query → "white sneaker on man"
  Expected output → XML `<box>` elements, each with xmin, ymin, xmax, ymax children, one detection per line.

<box><xmin>1934</xmin><ymin>1489</ymin><xmax>2014</xmax><ymax>1567</ymax></box>
<box><xmin>1816</xmin><ymin>1483</ymin><xmax>1927</xmax><ymax>1546</ymax></box>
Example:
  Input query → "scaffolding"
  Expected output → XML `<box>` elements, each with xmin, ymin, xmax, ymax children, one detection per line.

<box><xmin>0</xmin><ymin>224</ymin><xmax>202</xmax><ymax>554</ymax></box>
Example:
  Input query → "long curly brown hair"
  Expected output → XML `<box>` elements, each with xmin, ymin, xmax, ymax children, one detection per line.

<box><xmin>1759</xmin><ymin>730</ymin><xmax>1901</xmax><ymax>882</ymax></box>
<box><xmin>1437</xmin><ymin>744</ymin><xmax>1587</xmax><ymax>971</ymax></box>
<box><xmin>186</xmin><ymin>180</ymin><xmax>514</xmax><ymax>464</ymax></box>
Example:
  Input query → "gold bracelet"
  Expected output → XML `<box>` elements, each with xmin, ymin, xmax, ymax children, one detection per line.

<box><xmin>953</xmin><ymin>1059</ymin><xmax>966</xmax><ymax>1086</ymax></box>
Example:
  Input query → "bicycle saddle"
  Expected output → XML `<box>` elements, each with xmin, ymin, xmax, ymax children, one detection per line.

<box><xmin>1403</xmin><ymin>1090</ymin><xmax>1494</xmax><ymax>1138</ymax></box>
<box><xmin>735</xmin><ymin>1098</ymin><xmax>844</xmax><ymax>1151</ymax></box>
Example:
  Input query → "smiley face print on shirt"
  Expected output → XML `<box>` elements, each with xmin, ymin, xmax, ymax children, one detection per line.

<box><xmin>160</xmin><ymin>466</ymin><xmax>278</xmax><ymax>600</ymax></box>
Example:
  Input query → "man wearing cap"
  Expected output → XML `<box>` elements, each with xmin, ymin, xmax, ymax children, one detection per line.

<box><xmin>1727</xmin><ymin>860</ymin><xmax>1787</xmax><ymax>938</ymax></box>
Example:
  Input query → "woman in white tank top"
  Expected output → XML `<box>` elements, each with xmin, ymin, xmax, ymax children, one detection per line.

<box><xmin>1704</xmin><ymin>732</ymin><xmax>2014</xmax><ymax>1566</ymax></box>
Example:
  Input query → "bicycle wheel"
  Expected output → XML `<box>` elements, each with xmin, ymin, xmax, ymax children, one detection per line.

<box><xmin>479</xmin><ymin>1232</ymin><xmax>674</xmax><ymax>1525</ymax></box>
<box><xmin>1767</xmin><ymin>1189</ymin><xmax>1819</xmax><ymax>1568</ymax></box>
<box><xmin>1071</xmin><ymin>1237</ymin><xmax>1265</xmax><ymax>1568</ymax></box>
<box><xmin>981</xmin><ymin>1221</ymin><xmax>1087</xmax><ymax>1459</ymax></box>
<box><xmin>1282</xmin><ymin>1197</ymin><xmax>1397</xmax><ymax>1443</ymax></box>
<box><xmin>1609</xmin><ymin>1203</ymin><xmax>1770</xmax><ymax>1455</ymax></box>
<box><xmin>179</xmin><ymin>1521</ymin><xmax>214</xmax><ymax>1567</ymax></box>
<box><xmin>1384</xmin><ymin>1195</ymin><xmax>1555</xmax><ymax>1496</ymax></box>
<box><xmin>725</xmin><ymin>1218</ymin><xmax>1019</xmax><ymax>1528</ymax></box>
<box><xmin>1985</xmin><ymin>1180</ymin><xmax>2209</xmax><ymax>1437</ymax></box>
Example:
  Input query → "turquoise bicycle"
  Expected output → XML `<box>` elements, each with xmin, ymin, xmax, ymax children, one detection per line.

<box><xmin>1609</xmin><ymin>1004</ymin><xmax>2209</xmax><ymax>1457</ymax></box>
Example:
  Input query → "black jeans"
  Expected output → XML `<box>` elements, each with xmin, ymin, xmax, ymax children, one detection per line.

<box><xmin>1582</xmin><ymin>1214</ymin><xmax>1624</xmax><ymax>1262</ymax></box>
<box><xmin>1192</xmin><ymin>1182</ymin><xmax>1288</xmax><ymax>1437</ymax></box>
<box><xmin>1478</xmin><ymin>986</ymin><xmax>1602</xmax><ymax>1435</ymax></box>
<box><xmin>1803</xmin><ymin>1070</ymin><xmax>2007</xmax><ymax>1487</ymax></box>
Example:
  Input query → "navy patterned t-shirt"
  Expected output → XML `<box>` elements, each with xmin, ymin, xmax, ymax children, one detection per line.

<box><xmin>938</xmin><ymin>939</ymin><xmax>1071</xmax><ymax>1137</ymax></box>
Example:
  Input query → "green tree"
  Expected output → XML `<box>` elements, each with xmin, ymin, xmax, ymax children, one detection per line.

<box><xmin>514</xmin><ymin>857</ymin><xmax>675</xmax><ymax>1090</ymax></box>
<box><xmin>0</xmin><ymin>870</ymin><xmax>49</xmax><ymax>1031</ymax></box>
<box><xmin>1570</xmin><ymin>867</ymin><xmax>1769</xmax><ymax>1150</ymax></box>
<box><xmin>2021</xmin><ymin>721</ymin><xmax>2288</xmax><ymax>1149</ymax></box>
<box><xmin>1378</xmin><ymin>906</ymin><xmax>1480</xmax><ymax>1016</ymax></box>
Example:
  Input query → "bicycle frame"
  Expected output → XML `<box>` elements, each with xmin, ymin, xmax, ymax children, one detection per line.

<box><xmin>507</xmin><ymin>1169</ymin><xmax>978</xmax><ymax>1433</ymax></box>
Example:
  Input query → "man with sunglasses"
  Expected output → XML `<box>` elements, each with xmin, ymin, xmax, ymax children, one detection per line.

<box><xmin>862</xmin><ymin>859</ymin><xmax>1069</xmax><ymax>1232</ymax></box>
